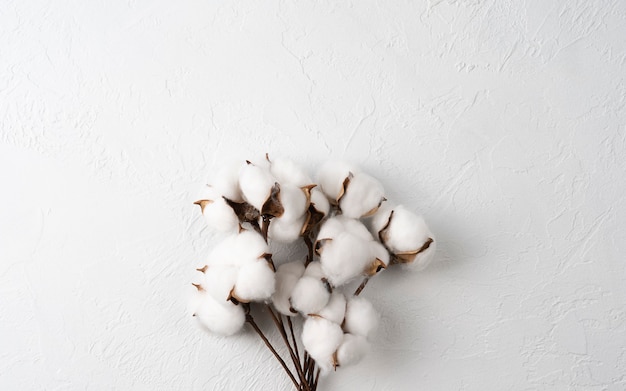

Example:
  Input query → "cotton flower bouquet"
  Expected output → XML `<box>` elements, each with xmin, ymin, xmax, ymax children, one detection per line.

<box><xmin>190</xmin><ymin>155</ymin><xmax>435</xmax><ymax>390</ymax></box>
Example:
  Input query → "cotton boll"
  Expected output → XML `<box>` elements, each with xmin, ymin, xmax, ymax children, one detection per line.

<box><xmin>344</xmin><ymin>297</ymin><xmax>379</xmax><ymax>339</ymax></box>
<box><xmin>302</xmin><ymin>316</ymin><xmax>344</xmax><ymax>370</ymax></box>
<box><xmin>191</xmin><ymin>290</ymin><xmax>246</xmax><ymax>336</ymax></box>
<box><xmin>291</xmin><ymin>276</ymin><xmax>331</xmax><ymax>315</ymax></box>
<box><xmin>201</xmin><ymin>265</ymin><xmax>239</xmax><ymax>302</ymax></box>
<box><xmin>317</xmin><ymin>161</ymin><xmax>354</xmax><ymax>202</ymax></box>
<box><xmin>272</xmin><ymin>261</ymin><xmax>305</xmax><ymax>316</ymax></box>
<box><xmin>317</xmin><ymin>292</ymin><xmax>346</xmax><ymax>324</ymax></box>
<box><xmin>379</xmin><ymin>206</ymin><xmax>436</xmax><ymax>271</ymax></box>
<box><xmin>320</xmin><ymin>233</ymin><xmax>373</xmax><ymax>286</ymax></box>
<box><xmin>239</xmin><ymin>162</ymin><xmax>276</xmax><ymax>211</ymax></box>
<box><xmin>339</xmin><ymin>173</ymin><xmax>385</xmax><ymax>218</ymax></box>
<box><xmin>213</xmin><ymin>160</ymin><xmax>245</xmax><ymax>202</ymax></box>
<box><xmin>336</xmin><ymin>334</ymin><xmax>369</xmax><ymax>367</ymax></box>
<box><xmin>232</xmin><ymin>259</ymin><xmax>276</xmax><ymax>302</ymax></box>
<box><xmin>195</xmin><ymin>187</ymin><xmax>239</xmax><ymax>232</ymax></box>
<box><xmin>268</xmin><ymin>215</ymin><xmax>305</xmax><ymax>243</ymax></box>
<box><xmin>270</xmin><ymin>157</ymin><xmax>312</xmax><ymax>187</ymax></box>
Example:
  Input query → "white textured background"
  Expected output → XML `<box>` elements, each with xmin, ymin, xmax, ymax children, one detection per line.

<box><xmin>1</xmin><ymin>1</ymin><xmax>625</xmax><ymax>390</ymax></box>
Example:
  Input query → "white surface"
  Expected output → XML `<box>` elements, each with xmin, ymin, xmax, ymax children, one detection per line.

<box><xmin>1</xmin><ymin>1</ymin><xmax>625</xmax><ymax>390</ymax></box>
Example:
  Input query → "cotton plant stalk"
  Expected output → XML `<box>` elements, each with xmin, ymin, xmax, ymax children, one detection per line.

<box><xmin>189</xmin><ymin>155</ymin><xmax>436</xmax><ymax>390</ymax></box>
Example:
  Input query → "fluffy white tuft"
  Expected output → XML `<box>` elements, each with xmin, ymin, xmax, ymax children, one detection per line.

<box><xmin>270</xmin><ymin>157</ymin><xmax>312</xmax><ymax>187</ymax></box>
<box><xmin>212</xmin><ymin>160</ymin><xmax>245</xmax><ymax>202</ymax></box>
<box><xmin>302</xmin><ymin>316</ymin><xmax>344</xmax><ymax>370</ymax></box>
<box><xmin>317</xmin><ymin>292</ymin><xmax>346</xmax><ymax>324</ymax></box>
<box><xmin>317</xmin><ymin>161</ymin><xmax>354</xmax><ymax>202</ymax></box>
<box><xmin>196</xmin><ymin>186</ymin><xmax>239</xmax><ymax>232</ymax></box>
<box><xmin>272</xmin><ymin>261</ymin><xmax>305</xmax><ymax>316</ymax></box>
<box><xmin>277</xmin><ymin>184</ymin><xmax>308</xmax><ymax>222</ymax></box>
<box><xmin>344</xmin><ymin>297</ymin><xmax>379</xmax><ymax>339</ymax></box>
<box><xmin>290</xmin><ymin>276</ymin><xmax>330</xmax><ymax>315</ymax></box>
<box><xmin>233</xmin><ymin>259</ymin><xmax>276</xmax><ymax>302</ymax></box>
<box><xmin>239</xmin><ymin>162</ymin><xmax>276</xmax><ymax>211</ymax></box>
<box><xmin>190</xmin><ymin>289</ymin><xmax>245</xmax><ymax>336</ymax></box>
<box><xmin>336</xmin><ymin>334</ymin><xmax>369</xmax><ymax>367</ymax></box>
<box><xmin>201</xmin><ymin>265</ymin><xmax>239</xmax><ymax>302</ymax></box>
<box><xmin>339</xmin><ymin>173</ymin><xmax>385</xmax><ymax>218</ymax></box>
<box><xmin>268</xmin><ymin>216</ymin><xmax>305</xmax><ymax>243</ymax></box>
<box><xmin>319</xmin><ymin>232</ymin><xmax>373</xmax><ymax>286</ymax></box>
<box><xmin>310</xmin><ymin>188</ymin><xmax>330</xmax><ymax>216</ymax></box>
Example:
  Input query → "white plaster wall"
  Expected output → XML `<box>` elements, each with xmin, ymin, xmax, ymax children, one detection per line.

<box><xmin>1</xmin><ymin>1</ymin><xmax>625</xmax><ymax>390</ymax></box>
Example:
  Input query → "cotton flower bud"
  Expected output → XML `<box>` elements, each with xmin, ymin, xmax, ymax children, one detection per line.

<box><xmin>269</xmin><ymin>156</ymin><xmax>313</xmax><ymax>187</ymax></box>
<box><xmin>239</xmin><ymin>161</ymin><xmax>283</xmax><ymax>216</ymax></box>
<box><xmin>372</xmin><ymin>205</ymin><xmax>436</xmax><ymax>271</ymax></box>
<box><xmin>272</xmin><ymin>261</ymin><xmax>306</xmax><ymax>316</ymax></box>
<box><xmin>231</xmin><ymin>258</ymin><xmax>276</xmax><ymax>303</ymax></box>
<box><xmin>339</xmin><ymin>172</ymin><xmax>386</xmax><ymax>218</ymax></box>
<box><xmin>302</xmin><ymin>316</ymin><xmax>344</xmax><ymax>371</ymax></box>
<box><xmin>315</xmin><ymin>292</ymin><xmax>346</xmax><ymax>325</ymax></box>
<box><xmin>317</xmin><ymin>161</ymin><xmax>354</xmax><ymax>203</ymax></box>
<box><xmin>290</xmin><ymin>262</ymin><xmax>331</xmax><ymax>315</ymax></box>
<box><xmin>189</xmin><ymin>287</ymin><xmax>245</xmax><ymax>336</ymax></box>
<box><xmin>343</xmin><ymin>297</ymin><xmax>379</xmax><ymax>339</ymax></box>
<box><xmin>336</xmin><ymin>334</ymin><xmax>369</xmax><ymax>368</ymax></box>
<box><xmin>194</xmin><ymin>186</ymin><xmax>239</xmax><ymax>233</ymax></box>
<box><xmin>212</xmin><ymin>160</ymin><xmax>245</xmax><ymax>203</ymax></box>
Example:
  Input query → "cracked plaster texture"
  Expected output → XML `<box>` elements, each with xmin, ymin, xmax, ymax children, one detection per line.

<box><xmin>1</xmin><ymin>0</ymin><xmax>625</xmax><ymax>390</ymax></box>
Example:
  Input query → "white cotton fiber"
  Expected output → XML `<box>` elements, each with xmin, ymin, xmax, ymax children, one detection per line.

<box><xmin>368</xmin><ymin>203</ymin><xmax>394</xmax><ymax>238</ymax></box>
<box><xmin>317</xmin><ymin>161</ymin><xmax>354</xmax><ymax>202</ymax></box>
<box><xmin>230</xmin><ymin>230</ymin><xmax>269</xmax><ymax>265</ymax></box>
<box><xmin>302</xmin><ymin>316</ymin><xmax>344</xmax><ymax>369</ymax></box>
<box><xmin>303</xmin><ymin>261</ymin><xmax>325</xmax><ymax>279</ymax></box>
<box><xmin>201</xmin><ymin>264</ymin><xmax>239</xmax><ymax>302</ymax></box>
<box><xmin>370</xmin><ymin>241</ymin><xmax>390</xmax><ymax>268</ymax></box>
<box><xmin>239</xmin><ymin>162</ymin><xmax>276</xmax><ymax>211</ymax></box>
<box><xmin>191</xmin><ymin>290</ymin><xmax>246</xmax><ymax>336</ymax></box>
<box><xmin>339</xmin><ymin>173</ymin><xmax>385</xmax><ymax>218</ymax></box>
<box><xmin>320</xmin><ymin>233</ymin><xmax>373</xmax><ymax>286</ymax></box>
<box><xmin>195</xmin><ymin>186</ymin><xmax>239</xmax><ymax>232</ymax></box>
<box><xmin>344</xmin><ymin>297</ymin><xmax>379</xmax><ymax>339</ymax></box>
<box><xmin>336</xmin><ymin>334</ymin><xmax>369</xmax><ymax>367</ymax></box>
<box><xmin>213</xmin><ymin>160</ymin><xmax>245</xmax><ymax>202</ymax></box>
<box><xmin>270</xmin><ymin>157</ymin><xmax>312</xmax><ymax>187</ymax></box>
<box><xmin>277</xmin><ymin>184</ymin><xmax>308</xmax><ymax>222</ymax></box>
<box><xmin>290</xmin><ymin>276</ymin><xmax>331</xmax><ymax>315</ymax></box>
<box><xmin>310</xmin><ymin>188</ymin><xmax>330</xmax><ymax>216</ymax></box>
<box><xmin>383</xmin><ymin>206</ymin><xmax>432</xmax><ymax>252</ymax></box>
<box><xmin>272</xmin><ymin>261</ymin><xmax>305</xmax><ymax>316</ymax></box>
<box><xmin>268</xmin><ymin>215</ymin><xmax>305</xmax><ymax>243</ymax></box>
<box><xmin>233</xmin><ymin>259</ymin><xmax>276</xmax><ymax>302</ymax></box>
<box><xmin>317</xmin><ymin>292</ymin><xmax>346</xmax><ymax>324</ymax></box>
<box><xmin>401</xmin><ymin>239</ymin><xmax>437</xmax><ymax>272</ymax></box>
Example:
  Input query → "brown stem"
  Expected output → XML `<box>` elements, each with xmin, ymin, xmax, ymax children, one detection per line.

<box><xmin>287</xmin><ymin>316</ymin><xmax>301</xmax><ymax>365</ymax></box>
<box><xmin>313</xmin><ymin>368</ymin><xmax>320</xmax><ymax>391</ymax></box>
<box><xmin>246</xmin><ymin>314</ymin><xmax>299</xmax><ymax>390</ymax></box>
<box><xmin>354</xmin><ymin>277</ymin><xmax>370</xmax><ymax>296</ymax></box>
<box><xmin>266</xmin><ymin>306</ymin><xmax>310</xmax><ymax>391</ymax></box>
